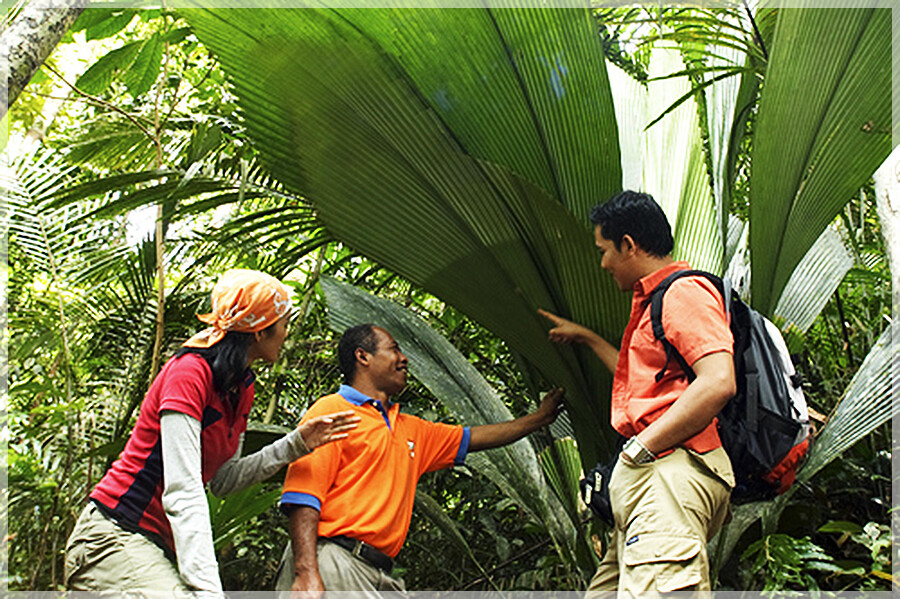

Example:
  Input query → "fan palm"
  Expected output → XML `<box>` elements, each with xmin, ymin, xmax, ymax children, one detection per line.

<box><xmin>179</xmin><ymin>4</ymin><xmax>893</xmax><ymax>472</ymax></box>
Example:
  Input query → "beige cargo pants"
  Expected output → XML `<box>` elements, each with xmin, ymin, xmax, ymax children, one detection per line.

<box><xmin>586</xmin><ymin>447</ymin><xmax>733</xmax><ymax>597</ymax></box>
<box><xmin>65</xmin><ymin>502</ymin><xmax>193</xmax><ymax>597</ymax></box>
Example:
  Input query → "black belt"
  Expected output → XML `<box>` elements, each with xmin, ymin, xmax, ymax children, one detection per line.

<box><xmin>323</xmin><ymin>535</ymin><xmax>393</xmax><ymax>573</ymax></box>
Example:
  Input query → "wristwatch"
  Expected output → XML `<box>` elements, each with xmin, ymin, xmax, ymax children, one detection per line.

<box><xmin>622</xmin><ymin>436</ymin><xmax>657</xmax><ymax>465</ymax></box>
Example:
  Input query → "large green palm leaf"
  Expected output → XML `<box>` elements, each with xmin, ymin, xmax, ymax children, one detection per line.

<box><xmin>181</xmin><ymin>4</ymin><xmax>894</xmax><ymax>469</ymax></box>
<box><xmin>749</xmin><ymin>3</ymin><xmax>893</xmax><ymax>314</ymax></box>
<box><xmin>182</xmin><ymin>5</ymin><xmax>626</xmax><ymax>465</ymax></box>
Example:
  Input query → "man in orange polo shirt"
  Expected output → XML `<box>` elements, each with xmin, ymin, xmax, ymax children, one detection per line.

<box><xmin>540</xmin><ymin>190</ymin><xmax>736</xmax><ymax>595</ymax></box>
<box><xmin>275</xmin><ymin>323</ymin><xmax>563</xmax><ymax>593</ymax></box>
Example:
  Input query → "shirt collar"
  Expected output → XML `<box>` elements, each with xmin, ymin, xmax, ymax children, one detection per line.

<box><xmin>633</xmin><ymin>261</ymin><xmax>691</xmax><ymax>299</ymax></box>
<box><xmin>338</xmin><ymin>384</ymin><xmax>392</xmax><ymax>408</ymax></box>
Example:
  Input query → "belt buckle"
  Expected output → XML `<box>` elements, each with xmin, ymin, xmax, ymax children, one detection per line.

<box><xmin>351</xmin><ymin>539</ymin><xmax>365</xmax><ymax>559</ymax></box>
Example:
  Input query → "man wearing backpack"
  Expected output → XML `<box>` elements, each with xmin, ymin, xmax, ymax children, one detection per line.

<box><xmin>540</xmin><ymin>190</ymin><xmax>736</xmax><ymax>595</ymax></box>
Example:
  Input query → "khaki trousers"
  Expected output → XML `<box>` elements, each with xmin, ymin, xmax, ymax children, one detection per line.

<box><xmin>65</xmin><ymin>502</ymin><xmax>193</xmax><ymax>597</ymax></box>
<box><xmin>275</xmin><ymin>539</ymin><xmax>406</xmax><ymax>597</ymax></box>
<box><xmin>587</xmin><ymin>447</ymin><xmax>733</xmax><ymax>598</ymax></box>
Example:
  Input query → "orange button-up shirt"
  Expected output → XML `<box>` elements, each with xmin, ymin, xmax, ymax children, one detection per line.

<box><xmin>611</xmin><ymin>262</ymin><xmax>733</xmax><ymax>453</ymax></box>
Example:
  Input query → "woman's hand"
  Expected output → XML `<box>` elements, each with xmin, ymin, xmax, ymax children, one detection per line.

<box><xmin>298</xmin><ymin>411</ymin><xmax>361</xmax><ymax>450</ymax></box>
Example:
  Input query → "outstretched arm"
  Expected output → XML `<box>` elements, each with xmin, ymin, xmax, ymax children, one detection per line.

<box><xmin>468</xmin><ymin>388</ymin><xmax>564</xmax><ymax>452</ymax></box>
<box><xmin>209</xmin><ymin>411</ymin><xmax>359</xmax><ymax>497</ymax></box>
<box><xmin>538</xmin><ymin>309</ymin><xmax>619</xmax><ymax>373</ymax></box>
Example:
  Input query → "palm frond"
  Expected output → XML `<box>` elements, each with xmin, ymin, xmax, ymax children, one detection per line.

<box><xmin>183</xmin><ymin>5</ymin><xmax>629</xmax><ymax>466</ymax></box>
<box><xmin>800</xmin><ymin>321</ymin><xmax>897</xmax><ymax>481</ymax></box>
<box><xmin>773</xmin><ymin>225</ymin><xmax>853</xmax><ymax>334</ymax></box>
<box><xmin>609</xmin><ymin>44</ymin><xmax>721</xmax><ymax>272</ymax></box>
<box><xmin>748</xmin><ymin>6</ymin><xmax>892</xmax><ymax>314</ymax></box>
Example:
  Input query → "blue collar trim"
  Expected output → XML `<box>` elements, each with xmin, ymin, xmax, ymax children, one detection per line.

<box><xmin>338</xmin><ymin>384</ymin><xmax>373</xmax><ymax>406</ymax></box>
<box><xmin>338</xmin><ymin>384</ymin><xmax>392</xmax><ymax>430</ymax></box>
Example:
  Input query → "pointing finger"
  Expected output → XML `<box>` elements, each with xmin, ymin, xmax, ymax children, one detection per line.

<box><xmin>537</xmin><ymin>308</ymin><xmax>563</xmax><ymax>324</ymax></box>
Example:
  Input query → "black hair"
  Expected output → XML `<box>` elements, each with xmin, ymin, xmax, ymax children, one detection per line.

<box><xmin>338</xmin><ymin>324</ymin><xmax>379</xmax><ymax>384</ymax></box>
<box><xmin>589</xmin><ymin>190</ymin><xmax>674</xmax><ymax>257</ymax></box>
<box><xmin>176</xmin><ymin>322</ymin><xmax>276</xmax><ymax>402</ymax></box>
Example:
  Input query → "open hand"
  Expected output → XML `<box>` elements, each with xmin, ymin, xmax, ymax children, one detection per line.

<box><xmin>538</xmin><ymin>309</ymin><xmax>593</xmax><ymax>345</ymax></box>
<box><xmin>298</xmin><ymin>410</ymin><xmax>361</xmax><ymax>450</ymax></box>
<box><xmin>535</xmin><ymin>388</ymin><xmax>565</xmax><ymax>427</ymax></box>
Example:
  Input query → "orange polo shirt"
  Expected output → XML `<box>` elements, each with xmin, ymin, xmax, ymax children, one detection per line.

<box><xmin>280</xmin><ymin>385</ymin><xmax>468</xmax><ymax>558</ymax></box>
<box><xmin>611</xmin><ymin>261</ymin><xmax>733</xmax><ymax>453</ymax></box>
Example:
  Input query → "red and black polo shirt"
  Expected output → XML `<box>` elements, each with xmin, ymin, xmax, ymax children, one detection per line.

<box><xmin>90</xmin><ymin>353</ymin><xmax>255</xmax><ymax>553</ymax></box>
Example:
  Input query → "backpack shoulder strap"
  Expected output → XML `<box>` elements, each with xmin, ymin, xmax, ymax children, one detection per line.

<box><xmin>648</xmin><ymin>270</ymin><xmax>726</xmax><ymax>383</ymax></box>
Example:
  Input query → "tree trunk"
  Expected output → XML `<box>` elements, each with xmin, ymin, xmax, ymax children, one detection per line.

<box><xmin>873</xmin><ymin>145</ymin><xmax>899</xmax><ymax>312</ymax></box>
<box><xmin>1</xmin><ymin>0</ymin><xmax>88</xmax><ymax>119</ymax></box>
<box><xmin>263</xmin><ymin>245</ymin><xmax>328</xmax><ymax>425</ymax></box>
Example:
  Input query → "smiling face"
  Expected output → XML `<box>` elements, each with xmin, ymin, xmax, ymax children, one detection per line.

<box><xmin>595</xmin><ymin>226</ymin><xmax>640</xmax><ymax>291</ymax></box>
<box><xmin>360</xmin><ymin>327</ymin><xmax>409</xmax><ymax>396</ymax></box>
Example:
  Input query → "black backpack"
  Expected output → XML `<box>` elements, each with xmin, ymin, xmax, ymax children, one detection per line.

<box><xmin>648</xmin><ymin>270</ymin><xmax>812</xmax><ymax>504</ymax></box>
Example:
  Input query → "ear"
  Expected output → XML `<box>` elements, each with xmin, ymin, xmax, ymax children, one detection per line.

<box><xmin>620</xmin><ymin>234</ymin><xmax>637</xmax><ymax>255</ymax></box>
<box><xmin>355</xmin><ymin>346</ymin><xmax>371</xmax><ymax>368</ymax></box>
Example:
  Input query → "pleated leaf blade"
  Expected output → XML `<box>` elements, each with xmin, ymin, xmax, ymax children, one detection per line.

<box><xmin>749</xmin><ymin>4</ymin><xmax>892</xmax><ymax>314</ymax></box>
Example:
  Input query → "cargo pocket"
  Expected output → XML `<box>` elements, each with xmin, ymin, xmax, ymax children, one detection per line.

<box><xmin>64</xmin><ymin>539</ymin><xmax>86</xmax><ymax>589</ymax></box>
<box><xmin>622</xmin><ymin>533</ymin><xmax>704</xmax><ymax>593</ymax></box>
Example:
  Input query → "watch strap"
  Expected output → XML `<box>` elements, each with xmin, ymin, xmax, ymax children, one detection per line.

<box><xmin>623</xmin><ymin>436</ymin><xmax>657</xmax><ymax>464</ymax></box>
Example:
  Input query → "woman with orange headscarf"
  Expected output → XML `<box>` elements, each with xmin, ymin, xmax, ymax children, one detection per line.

<box><xmin>64</xmin><ymin>270</ymin><xmax>359</xmax><ymax>597</ymax></box>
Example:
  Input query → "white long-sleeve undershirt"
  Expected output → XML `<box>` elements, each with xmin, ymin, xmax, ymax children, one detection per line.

<box><xmin>160</xmin><ymin>411</ymin><xmax>309</xmax><ymax>597</ymax></box>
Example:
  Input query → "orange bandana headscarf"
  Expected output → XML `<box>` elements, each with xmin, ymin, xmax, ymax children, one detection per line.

<box><xmin>183</xmin><ymin>269</ymin><xmax>292</xmax><ymax>349</ymax></box>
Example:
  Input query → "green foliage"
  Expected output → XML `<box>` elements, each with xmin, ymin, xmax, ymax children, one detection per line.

<box><xmin>819</xmin><ymin>519</ymin><xmax>893</xmax><ymax>589</ymax></box>
<box><xmin>75</xmin><ymin>39</ymin><xmax>145</xmax><ymax>96</ymax></box>
<box><xmin>748</xmin><ymin>8</ymin><xmax>892</xmax><ymax>313</ymax></box>
<box><xmin>407</xmin><ymin>467</ymin><xmax>581</xmax><ymax>590</ymax></box>
<box><xmin>742</xmin><ymin>533</ymin><xmax>842</xmax><ymax>592</ymax></box>
<box><xmin>207</xmin><ymin>484</ymin><xmax>282</xmax><ymax>552</ymax></box>
<box><xmin>216</xmin><ymin>496</ymin><xmax>290</xmax><ymax>591</ymax></box>
<box><xmin>5</xmin><ymin>3</ymin><xmax>896</xmax><ymax>593</ymax></box>
<box><xmin>72</xmin><ymin>8</ymin><xmax>137</xmax><ymax>41</ymax></box>
<box><xmin>800</xmin><ymin>189</ymin><xmax>892</xmax><ymax>412</ymax></box>
<box><xmin>739</xmin><ymin>521</ymin><xmax>895</xmax><ymax>593</ymax></box>
<box><xmin>183</xmin><ymin>6</ymin><xmax>628</xmax><ymax>469</ymax></box>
